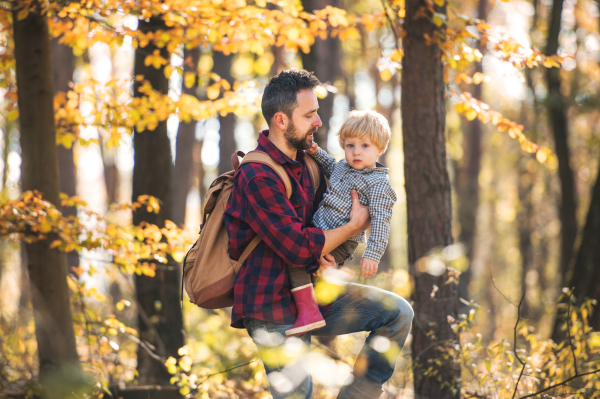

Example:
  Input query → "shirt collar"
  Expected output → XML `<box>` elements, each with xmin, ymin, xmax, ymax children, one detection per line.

<box><xmin>257</xmin><ymin>130</ymin><xmax>304</xmax><ymax>165</ymax></box>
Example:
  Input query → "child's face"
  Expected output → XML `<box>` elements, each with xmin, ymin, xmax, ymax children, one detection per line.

<box><xmin>344</xmin><ymin>137</ymin><xmax>385</xmax><ymax>170</ymax></box>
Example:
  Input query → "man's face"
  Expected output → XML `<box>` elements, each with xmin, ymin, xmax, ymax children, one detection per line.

<box><xmin>283</xmin><ymin>89</ymin><xmax>322</xmax><ymax>151</ymax></box>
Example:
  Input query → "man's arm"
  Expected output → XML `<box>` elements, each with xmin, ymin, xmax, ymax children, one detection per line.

<box><xmin>321</xmin><ymin>190</ymin><xmax>370</xmax><ymax>254</ymax></box>
<box><xmin>245</xmin><ymin>173</ymin><xmax>325</xmax><ymax>270</ymax></box>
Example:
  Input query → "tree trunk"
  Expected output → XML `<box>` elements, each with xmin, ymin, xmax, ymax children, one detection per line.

<box><xmin>13</xmin><ymin>7</ymin><xmax>81</xmax><ymax>387</ymax></box>
<box><xmin>301</xmin><ymin>0</ymin><xmax>342</xmax><ymax>150</ymax></box>
<box><xmin>545</xmin><ymin>0</ymin><xmax>577</xmax><ymax>285</ymax></box>
<box><xmin>172</xmin><ymin>47</ymin><xmax>200</xmax><ymax>227</ymax></box>
<box><xmin>456</xmin><ymin>0</ymin><xmax>486</xmax><ymax>314</ymax></box>
<box><xmin>552</xmin><ymin>162</ymin><xmax>600</xmax><ymax>338</ymax></box>
<box><xmin>402</xmin><ymin>0</ymin><xmax>459</xmax><ymax>396</ymax></box>
<box><xmin>51</xmin><ymin>35</ymin><xmax>79</xmax><ymax>271</ymax></box>
<box><xmin>214</xmin><ymin>51</ymin><xmax>237</xmax><ymax>175</ymax></box>
<box><xmin>133</xmin><ymin>18</ymin><xmax>184</xmax><ymax>385</ymax></box>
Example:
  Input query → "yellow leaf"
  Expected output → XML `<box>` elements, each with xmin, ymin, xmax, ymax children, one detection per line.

<box><xmin>465</xmin><ymin>109</ymin><xmax>477</xmax><ymax>121</ymax></box>
<box><xmin>315</xmin><ymin>85</ymin><xmax>328</xmax><ymax>99</ymax></box>
<box><xmin>472</xmin><ymin>72</ymin><xmax>484</xmax><ymax>84</ymax></box>
<box><xmin>184</xmin><ymin>72</ymin><xmax>196</xmax><ymax>89</ymax></box>
<box><xmin>172</xmin><ymin>250</ymin><xmax>185</xmax><ymax>263</ymax></box>
<box><xmin>536</xmin><ymin>149</ymin><xmax>548</xmax><ymax>163</ymax></box>
<box><xmin>50</xmin><ymin>240</ymin><xmax>62</xmax><ymax>249</ymax></box>
<box><xmin>389</xmin><ymin>49</ymin><xmax>403</xmax><ymax>63</ymax></box>
<box><xmin>207</xmin><ymin>84</ymin><xmax>220</xmax><ymax>100</ymax></box>
<box><xmin>164</xmin><ymin>65</ymin><xmax>174</xmax><ymax>79</ymax></box>
<box><xmin>380</xmin><ymin>68</ymin><xmax>393</xmax><ymax>82</ymax></box>
<box><xmin>434</xmin><ymin>0</ymin><xmax>445</xmax><ymax>6</ymax></box>
<box><xmin>220</xmin><ymin>79</ymin><xmax>231</xmax><ymax>91</ymax></box>
<box><xmin>256</xmin><ymin>0</ymin><xmax>266</xmax><ymax>6</ymax></box>
<box><xmin>17</xmin><ymin>8</ymin><xmax>29</xmax><ymax>20</ymax></box>
<box><xmin>432</xmin><ymin>13</ymin><xmax>446</xmax><ymax>27</ymax></box>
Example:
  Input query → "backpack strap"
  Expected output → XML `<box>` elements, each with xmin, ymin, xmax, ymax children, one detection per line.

<box><xmin>239</xmin><ymin>151</ymin><xmax>293</xmax><ymax>199</ymax></box>
<box><xmin>235</xmin><ymin>150</ymin><xmax>293</xmax><ymax>264</ymax></box>
<box><xmin>304</xmin><ymin>154</ymin><xmax>321</xmax><ymax>195</ymax></box>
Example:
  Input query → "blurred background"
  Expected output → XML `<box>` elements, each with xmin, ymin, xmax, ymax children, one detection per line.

<box><xmin>1</xmin><ymin>0</ymin><xmax>600</xmax><ymax>397</ymax></box>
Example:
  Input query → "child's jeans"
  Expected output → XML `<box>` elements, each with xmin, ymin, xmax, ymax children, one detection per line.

<box><xmin>243</xmin><ymin>283</ymin><xmax>414</xmax><ymax>399</ymax></box>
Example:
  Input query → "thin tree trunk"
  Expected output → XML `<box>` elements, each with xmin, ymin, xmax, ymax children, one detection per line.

<box><xmin>13</xmin><ymin>7</ymin><xmax>81</xmax><ymax>386</ymax></box>
<box><xmin>301</xmin><ymin>0</ymin><xmax>342</xmax><ymax>150</ymax></box>
<box><xmin>270</xmin><ymin>45</ymin><xmax>286</xmax><ymax>76</ymax></box>
<box><xmin>374</xmin><ymin>71</ymin><xmax>397</xmax><ymax>273</ymax></box>
<box><xmin>133</xmin><ymin>18</ymin><xmax>184</xmax><ymax>385</ymax></box>
<box><xmin>545</xmin><ymin>0</ymin><xmax>577</xmax><ymax>285</ymax></box>
<box><xmin>552</xmin><ymin>162</ymin><xmax>600</xmax><ymax>334</ymax></box>
<box><xmin>456</xmin><ymin>0</ymin><xmax>486</xmax><ymax>313</ymax></box>
<box><xmin>214</xmin><ymin>51</ymin><xmax>237</xmax><ymax>175</ymax></box>
<box><xmin>402</xmin><ymin>0</ymin><xmax>459</xmax><ymax>395</ymax></box>
<box><xmin>51</xmin><ymin>35</ymin><xmax>79</xmax><ymax>272</ymax></box>
<box><xmin>172</xmin><ymin>47</ymin><xmax>200</xmax><ymax>227</ymax></box>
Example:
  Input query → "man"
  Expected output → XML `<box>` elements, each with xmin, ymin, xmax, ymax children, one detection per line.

<box><xmin>224</xmin><ymin>69</ymin><xmax>413</xmax><ymax>399</ymax></box>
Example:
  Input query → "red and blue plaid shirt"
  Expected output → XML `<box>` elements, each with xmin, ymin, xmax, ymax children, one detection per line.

<box><xmin>224</xmin><ymin>131</ymin><xmax>328</xmax><ymax>328</ymax></box>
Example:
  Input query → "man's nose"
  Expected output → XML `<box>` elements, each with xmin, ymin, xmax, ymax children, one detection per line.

<box><xmin>313</xmin><ymin>114</ymin><xmax>322</xmax><ymax>127</ymax></box>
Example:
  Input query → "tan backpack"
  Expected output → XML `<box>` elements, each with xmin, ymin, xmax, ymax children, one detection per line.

<box><xmin>182</xmin><ymin>150</ymin><xmax>321</xmax><ymax>309</ymax></box>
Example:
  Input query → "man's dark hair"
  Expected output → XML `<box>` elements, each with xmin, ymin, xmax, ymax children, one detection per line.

<box><xmin>262</xmin><ymin>69</ymin><xmax>321</xmax><ymax>126</ymax></box>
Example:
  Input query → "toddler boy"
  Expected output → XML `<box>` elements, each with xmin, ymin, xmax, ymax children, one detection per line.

<box><xmin>285</xmin><ymin>110</ymin><xmax>397</xmax><ymax>336</ymax></box>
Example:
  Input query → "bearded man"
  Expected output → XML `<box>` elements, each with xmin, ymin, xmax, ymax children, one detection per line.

<box><xmin>224</xmin><ymin>69</ymin><xmax>413</xmax><ymax>399</ymax></box>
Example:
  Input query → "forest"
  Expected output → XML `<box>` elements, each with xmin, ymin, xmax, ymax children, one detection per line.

<box><xmin>0</xmin><ymin>0</ymin><xmax>599</xmax><ymax>397</ymax></box>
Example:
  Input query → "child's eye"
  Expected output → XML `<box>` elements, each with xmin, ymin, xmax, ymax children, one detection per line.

<box><xmin>347</xmin><ymin>144</ymin><xmax>353</xmax><ymax>148</ymax></box>
<box><xmin>362</xmin><ymin>144</ymin><xmax>368</xmax><ymax>148</ymax></box>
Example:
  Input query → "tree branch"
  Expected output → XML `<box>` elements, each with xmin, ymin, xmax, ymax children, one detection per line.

<box><xmin>511</xmin><ymin>289</ymin><xmax>527</xmax><ymax>399</ymax></box>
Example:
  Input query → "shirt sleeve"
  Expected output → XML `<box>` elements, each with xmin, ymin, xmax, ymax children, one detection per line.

<box><xmin>363</xmin><ymin>179</ymin><xmax>397</xmax><ymax>262</ymax></box>
<box><xmin>245</xmin><ymin>173</ymin><xmax>325</xmax><ymax>271</ymax></box>
<box><xmin>311</xmin><ymin>147</ymin><xmax>337</xmax><ymax>179</ymax></box>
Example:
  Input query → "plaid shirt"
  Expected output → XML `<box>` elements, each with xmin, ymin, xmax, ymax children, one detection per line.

<box><xmin>312</xmin><ymin>147</ymin><xmax>397</xmax><ymax>262</ymax></box>
<box><xmin>224</xmin><ymin>131</ymin><xmax>328</xmax><ymax>328</ymax></box>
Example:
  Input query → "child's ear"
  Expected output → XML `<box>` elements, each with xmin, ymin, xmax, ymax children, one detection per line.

<box><xmin>377</xmin><ymin>148</ymin><xmax>385</xmax><ymax>157</ymax></box>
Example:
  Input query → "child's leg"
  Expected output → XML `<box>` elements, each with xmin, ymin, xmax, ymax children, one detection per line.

<box><xmin>285</xmin><ymin>266</ymin><xmax>325</xmax><ymax>337</ymax></box>
<box><xmin>328</xmin><ymin>240</ymin><xmax>359</xmax><ymax>265</ymax></box>
<box><xmin>287</xmin><ymin>266</ymin><xmax>313</xmax><ymax>289</ymax></box>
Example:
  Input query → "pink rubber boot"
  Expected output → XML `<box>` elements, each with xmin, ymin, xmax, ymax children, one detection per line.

<box><xmin>285</xmin><ymin>284</ymin><xmax>326</xmax><ymax>336</ymax></box>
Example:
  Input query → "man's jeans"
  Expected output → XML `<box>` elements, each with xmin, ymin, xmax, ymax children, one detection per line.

<box><xmin>243</xmin><ymin>283</ymin><xmax>414</xmax><ymax>399</ymax></box>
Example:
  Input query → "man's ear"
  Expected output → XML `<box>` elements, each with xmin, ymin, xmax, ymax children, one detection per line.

<box><xmin>272</xmin><ymin>112</ymin><xmax>288</xmax><ymax>131</ymax></box>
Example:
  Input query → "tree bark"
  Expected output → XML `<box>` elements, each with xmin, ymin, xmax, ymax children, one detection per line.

<box><xmin>301</xmin><ymin>0</ymin><xmax>342</xmax><ymax>150</ymax></box>
<box><xmin>13</xmin><ymin>7</ymin><xmax>81</xmax><ymax>386</ymax></box>
<box><xmin>172</xmin><ymin>47</ymin><xmax>200</xmax><ymax>227</ymax></box>
<box><xmin>545</xmin><ymin>0</ymin><xmax>577</xmax><ymax>285</ymax></box>
<box><xmin>51</xmin><ymin>35</ymin><xmax>79</xmax><ymax>271</ymax></box>
<box><xmin>133</xmin><ymin>18</ymin><xmax>184</xmax><ymax>385</ymax></box>
<box><xmin>402</xmin><ymin>0</ymin><xmax>459</xmax><ymax>396</ymax></box>
<box><xmin>552</xmin><ymin>161</ymin><xmax>600</xmax><ymax>338</ymax></box>
<box><xmin>214</xmin><ymin>51</ymin><xmax>237</xmax><ymax>175</ymax></box>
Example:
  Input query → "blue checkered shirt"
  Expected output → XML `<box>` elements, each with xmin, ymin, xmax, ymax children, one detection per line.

<box><xmin>312</xmin><ymin>147</ymin><xmax>397</xmax><ymax>262</ymax></box>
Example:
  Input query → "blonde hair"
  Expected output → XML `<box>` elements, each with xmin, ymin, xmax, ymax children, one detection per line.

<box><xmin>338</xmin><ymin>110</ymin><xmax>391</xmax><ymax>152</ymax></box>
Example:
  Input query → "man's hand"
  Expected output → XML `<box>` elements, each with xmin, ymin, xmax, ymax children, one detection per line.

<box><xmin>313</xmin><ymin>253</ymin><xmax>336</xmax><ymax>277</ymax></box>
<box><xmin>359</xmin><ymin>258</ymin><xmax>379</xmax><ymax>277</ymax></box>
<box><xmin>349</xmin><ymin>190</ymin><xmax>370</xmax><ymax>236</ymax></box>
<box><xmin>306</xmin><ymin>142</ymin><xmax>318</xmax><ymax>155</ymax></box>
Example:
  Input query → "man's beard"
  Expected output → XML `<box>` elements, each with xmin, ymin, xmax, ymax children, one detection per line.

<box><xmin>284</xmin><ymin>121</ymin><xmax>317</xmax><ymax>152</ymax></box>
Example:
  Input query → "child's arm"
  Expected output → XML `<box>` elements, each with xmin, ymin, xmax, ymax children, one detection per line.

<box><xmin>361</xmin><ymin>179</ymin><xmax>397</xmax><ymax>270</ymax></box>
<box><xmin>306</xmin><ymin>143</ymin><xmax>336</xmax><ymax>179</ymax></box>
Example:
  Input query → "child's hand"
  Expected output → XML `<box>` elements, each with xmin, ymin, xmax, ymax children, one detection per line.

<box><xmin>359</xmin><ymin>258</ymin><xmax>379</xmax><ymax>277</ymax></box>
<box><xmin>306</xmin><ymin>142</ymin><xmax>318</xmax><ymax>155</ymax></box>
